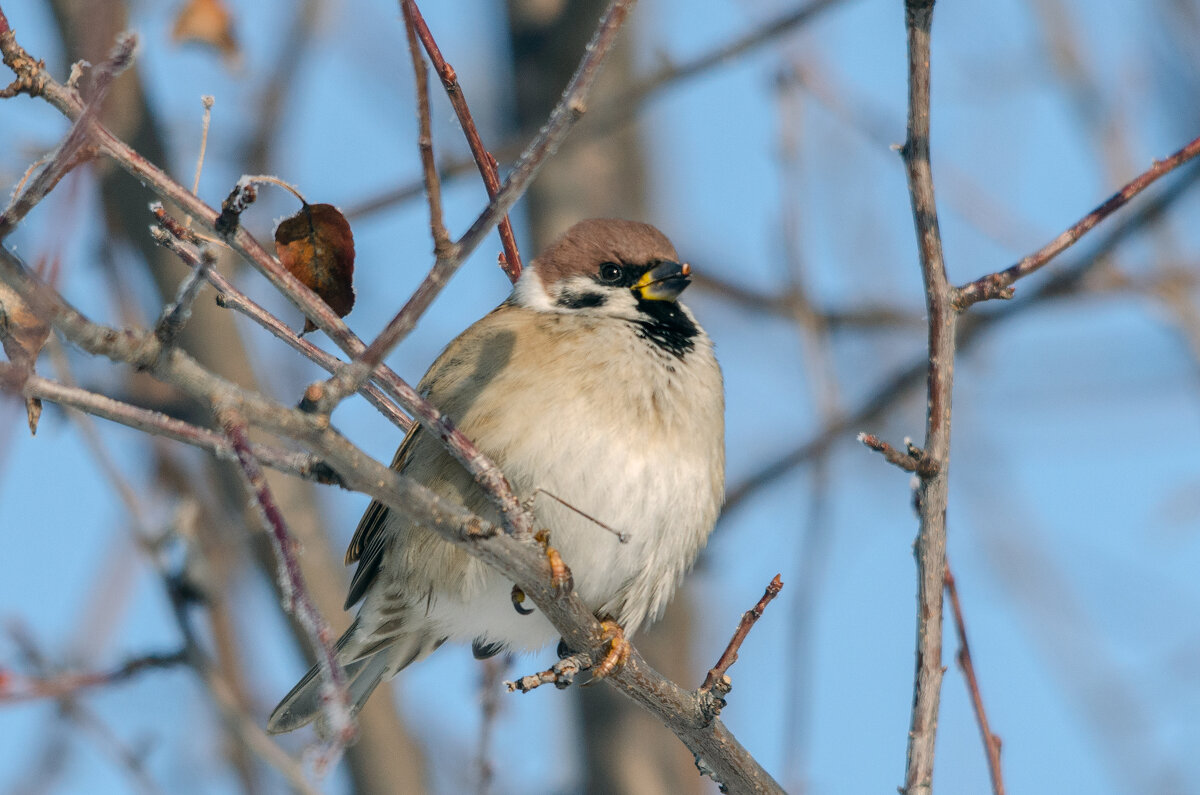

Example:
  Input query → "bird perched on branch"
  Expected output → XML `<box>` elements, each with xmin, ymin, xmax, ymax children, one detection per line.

<box><xmin>268</xmin><ymin>218</ymin><xmax>725</xmax><ymax>733</ymax></box>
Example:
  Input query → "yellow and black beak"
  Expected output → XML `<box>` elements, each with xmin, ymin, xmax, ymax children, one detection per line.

<box><xmin>634</xmin><ymin>261</ymin><xmax>692</xmax><ymax>302</ymax></box>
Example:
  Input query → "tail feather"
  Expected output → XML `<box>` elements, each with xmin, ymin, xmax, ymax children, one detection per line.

<box><xmin>266</xmin><ymin>622</ymin><xmax>446</xmax><ymax>735</ymax></box>
<box><xmin>266</xmin><ymin>651</ymin><xmax>391</xmax><ymax>734</ymax></box>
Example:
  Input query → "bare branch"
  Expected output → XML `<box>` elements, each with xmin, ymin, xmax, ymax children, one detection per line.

<box><xmin>953</xmin><ymin>132</ymin><xmax>1200</xmax><ymax>310</ymax></box>
<box><xmin>0</xmin><ymin>361</ymin><xmax>340</xmax><ymax>485</ymax></box>
<box><xmin>151</xmin><ymin>240</ymin><xmax>212</xmax><ymax>347</ymax></box>
<box><xmin>0</xmin><ymin>30</ymin><xmax>135</xmax><ymax>240</ymax></box>
<box><xmin>945</xmin><ymin>564</ymin><xmax>1005</xmax><ymax>795</ymax></box>
<box><xmin>310</xmin><ymin>0</ymin><xmax>639</xmax><ymax>414</ymax></box>
<box><xmin>345</xmin><ymin>0</ymin><xmax>854</xmax><ymax>223</ymax></box>
<box><xmin>217</xmin><ymin>409</ymin><xmax>354</xmax><ymax>770</ymax></box>
<box><xmin>400</xmin><ymin>1</ymin><xmax>452</xmax><ymax>257</ymax></box>
<box><xmin>0</xmin><ymin>650</ymin><xmax>187</xmax><ymax>702</ymax></box>
<box><xmin>405</xmin><ymin>0</ymin><xmax>522</xmax><ymax>280</ymax></box>
<box><xmin>899</xmin><ymin>1</ymin><xmax>953</xmax><ymax>792</ymax></box>
<box><xmin>724</xmin><ymin>159</ymin><xmax>1200</xmax><ymax>516</ymax></box>
<box><xmin>699</xmin><ymin>574</ymin><xmax>784</xmax><ymax>694</ymax></box>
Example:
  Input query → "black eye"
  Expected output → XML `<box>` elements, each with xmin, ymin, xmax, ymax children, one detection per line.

<box><xmin>598</xmin><ymin>262</ymin><xmax>623</xmax><ymax>284</ymax></box>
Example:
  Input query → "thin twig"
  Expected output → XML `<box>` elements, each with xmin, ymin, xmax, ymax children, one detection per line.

<box><xmin>151</xmin><ymin>240</ymin><xmax>213</xmax><ymax>347</ymax></box>
<box><xmin>406</xmin><ymin>0</ymin><xmax>521</xmax><ymax>280</ymax></box>
<box><xmin>0</xmin><ymin>650</ymin><xmax>188</xmax><ymax>701</ymax></box>
<box><xmin>0</xmin><ymin>362</ymin><xmax>341</xmax><ymax>485</ymax></box>
<box><xmin>310</xmin><ymin>0</ymin><xmax>638</xmax><ymax>413</ymax></box>
<box><xmin>191</xmin><ymin>96</ymin><xmax>214</xmax><ymax>195</ymax></box>
<box><xmin>400</xmin><ymin>1</ymin><xmax>452</xmax><ymax>256</ymax></box>
<box><xmin>857</xmin><ymin>432</ymin><xmax>926</xmax><ymax>474</ymax></box>
<box><xmin>150</xmin><ymin>205</ymin><xmax>412</xmax><ymax>432</ymax></box>
<box><xmin>953</xmin><ymin>131</ymin><xmax>1200</xmax><ymax>310</ymax></box>
<box><xmin>345</xmin><ymin>0</ymin><xmax>853</xmax><ymax>223</ymax></box>
<box><xmin>218</xmin><ymin>410</ymin><xmax>353</xmax><ymax>771</ymax></box>
<box><xmin>0</xmin><ymin>31</ymin><xmax>135</xmax><ymax>240</ymax></box>
<box><xmin>944</xmin><ymin>564</ymin><xmax>1005</xmax><ymax>795</ymax></box>
<box><xmin>699</xmin><ymin>574</ymin><xmax>784</xmax><ymax>693</ymax></box>
<box><xmin>899</xmin><ymin>2</ymin><xmax>953</xmax><ymax>793</ymax></box>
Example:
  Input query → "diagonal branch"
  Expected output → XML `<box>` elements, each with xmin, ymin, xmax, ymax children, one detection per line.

<box><xmin>0</xmin><ymin>361</ymin><xmax>341</xmax><ymax>484</ymax></box>
<box><xmin>400</xmin><ymin>1</ymin><xmax>452</xmax><ymax>258</ymax></box>
<box><xmin>945</xmin><ymin>564</ymin><xmax>1005</xmax><ymax>795</ymax></box>
<box><xmin>309</xmin><ymin>0</ymin><xmax>638</xmax><ymax>414</ymax></box>
<box><xmin>954</xmin><ymin>131</ymin><xmax>1200</xmax><ymax>310</ymax></box>
<box><xmin>0</xmin><ymin>31</ymin><xmax>135</xmax><ymax>240</ymax></box>
<box><xmin>217</xmin><ymin>410</ymin><xmax>353</xmax><ymax>771</ymax></box>
<box><xmin>0</xmin><ymin>237</ymin><xmax>783</xmax><ymax>794</ymax></box>
<box><xmin>405</xmin><ymin>0</ymin><xmax>522</xmax><ymax>280</ymax></box>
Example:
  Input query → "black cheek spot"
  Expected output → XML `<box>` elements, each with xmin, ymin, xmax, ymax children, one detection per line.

<box><xmin>557</xmin><ymin>290</ymin><xmax>607</xmax><ymax>310</ymax></box>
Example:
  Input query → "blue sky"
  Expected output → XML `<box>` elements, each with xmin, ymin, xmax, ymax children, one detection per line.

<box><xmin>3</xmin><ymin>0</ymin><xmax>1200</xmax><ymax>793</ymax></box>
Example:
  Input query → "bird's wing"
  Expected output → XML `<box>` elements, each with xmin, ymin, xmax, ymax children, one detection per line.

<box><xmin>341</xmin><ymin>302</ymin><xmax>523</xmax><ymax>610</ymax></box>
<box><xmin>342</xmin><ymin>421</ymin><xmax>422</xmax><ymax>609</ymax></box>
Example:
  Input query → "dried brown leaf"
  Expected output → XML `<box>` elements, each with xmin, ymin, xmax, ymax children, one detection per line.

<box><xmin>274</xmin><ymin>203</ymin><xmax>356</xmax><ymax>334</ymax></box>
<box><xmin>172</xmin><ymin>0</ymin><xmax>240</xmax><ymax>64</ymax></box>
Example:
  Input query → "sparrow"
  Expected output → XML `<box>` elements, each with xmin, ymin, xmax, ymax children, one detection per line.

<box><xmin>268</xmin><ymin>218</ymin><xmax>725</xmax><ymax>733</ymax></box>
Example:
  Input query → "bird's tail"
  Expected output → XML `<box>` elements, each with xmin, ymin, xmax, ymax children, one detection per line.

<box><xmin>266</xmin><ymin>619</ymin><xmax>442</xmax><ymax>734</ymax></box>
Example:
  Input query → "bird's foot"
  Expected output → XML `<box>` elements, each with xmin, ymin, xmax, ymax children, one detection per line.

<box><xmin>535</xmin><ymin>529</ymin><xmax>573</xmax><ymax>593</ymax></box>
<box><xmin>589</xmin><ymin>620</ymin><xmax>630</xmax><ymax>681</ymax></box>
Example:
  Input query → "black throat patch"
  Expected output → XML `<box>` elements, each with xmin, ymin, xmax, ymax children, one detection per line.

<box><xmin>633</xmin><ymin>299</ymin><xmax>698</xmax><ymax>358</ymax></box>
<box><xmin>557</xmin><ymin>290</ymin><xmax>607</xmax><ymax>310</ymax></box>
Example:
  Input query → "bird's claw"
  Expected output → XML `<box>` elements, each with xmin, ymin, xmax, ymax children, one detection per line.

<box><xmin>535</xmin><ymin>529</ymin><xmax>573</xmax><ymax>593</ymax></box>
<box><xmin>589</xmin><ymin>620</ymin><xmax>630</xmax><ymax>681</ymax></box>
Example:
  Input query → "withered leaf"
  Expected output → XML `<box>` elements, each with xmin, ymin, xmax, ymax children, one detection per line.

<box><xmin>274</xmin><ymin>203</ymin><xmax>356</xmax><ymax>334</ymax></box>
<box><xmin>172</xmin><ymin>0</ymin><xmax>240</xmax><ymax>64</ymax></box>
<box><xmin>0</xmin><ymin>282</ymin><xmax>50</xmax><ymax>435</ymax></box>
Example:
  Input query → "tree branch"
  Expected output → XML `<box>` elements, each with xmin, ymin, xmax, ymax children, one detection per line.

<box><xmin>310</xmin><ymin>0</ymin><xmax>638</xmax><ymax>414</ymax></box>
<box><xmin>405</xmin><ymin>0</ymin><xmax>522</xmax><ymax>280</ymax></box>
<box><xmin>0</xmin><ymin>229</ymin><xmax>783</xmax><ymax>794</ymax></box>
<box><xmin>945</xmin><ymin>564</ymin><xmax>1005</xmax><ymax>795</ymax></box>
<box><xmin>699</xmin><ymin>574</ymin><xmax>784</xmax><ymax>693</ymax></box>
<box><xmin>954</xmin><ymin>131</ymin><xmax>1200</xmax><ymax>310</ymax></box>
<box><xmin>218</xmin><ymin>409</ymin><xmax>353</xmax><ymax>772</ymax></box>
<box><xmin>0</xmin><ymin>650</ymin><xmax>188</xmax><ymax>702</ymax></box>
<box><xmin>899</xmin><ymin>2</ymin><xmax>953</xmax><ymax>793</ymax></box>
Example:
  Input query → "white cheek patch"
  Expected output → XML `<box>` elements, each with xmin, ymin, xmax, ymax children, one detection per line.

<box><xmin>512</xmin><ymin>268</ymin><xmax>561</xmax><ymax>312</ymax></box>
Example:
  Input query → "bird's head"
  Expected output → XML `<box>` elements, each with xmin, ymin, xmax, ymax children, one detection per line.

<box><xmin>513</xmin><ymin>218</ymin><xmax>692</xmax><ymax>320</ymax></box>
